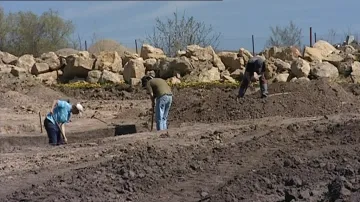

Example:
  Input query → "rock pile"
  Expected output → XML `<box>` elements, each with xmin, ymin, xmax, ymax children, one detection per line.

<box><xmin>1</xmin><ymin>40</ymin><xmax>360</xmax><ymax>85</ymax></box>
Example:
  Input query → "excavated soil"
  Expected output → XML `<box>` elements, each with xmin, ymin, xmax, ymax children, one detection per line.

<box><xmin>170</xmin><ymin>79</ymin><xmax>360</xmax><ymax>124</ymax></box>
<box><xmin>2</xmin><ymin>75</ymin><xmax>360</xmax><ymax>202</ymax></box>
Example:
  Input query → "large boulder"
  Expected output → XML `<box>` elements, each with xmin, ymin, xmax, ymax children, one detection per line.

<box><xmin>237</xmin><ymin>48</ymin><xmax>253</xmax><ymax>65</ymax></box>
<box><xmin>63</xmin><ymin>51</ymin><xmax>95</xmax><ymax>80</ymax></box>
<box><xmin>55</xmin><ymin>48</ymin><xmax>79</xmax><ymax>58</ymax></box>
<box><xmin>167</xmin><ymin>76</ymin><xmax>181</xmax><ymax>85</ymax></box>
<box><xmin>220</xmin><ymin>70</ymin><xmax>237</xmax><ymax>83</ymax></box>
<box><xmin>123</xmin><ymin>58</ymin><xmax>145</xmax><ymax>83</ymax></box>
<box><xmin>0</xmin><ymin>64</ymin><xmax>15</xmax><ymax>74</ymax></box>
<box><xmin>0</xmin><ymin>51</ymin><xmax>18</xmax><ymax>64</ymax></box>
<box><xmin>40</xmin><ymin>52</ymin><xmax>61</xmax><ymax>70</ymax></box>
<box><xmin>264</xmin><ymin>60</ymin><xmax>277</xmax><ymax>79</ymax></box>
<box><xmin>274</xmin><ymin>59</ymin><xmax>291</xmax><ymax>73</ymax></box>
<box><xmin>55</xmin><ymin>48</ymin><xmax>79</xmax><ymax>67</ymax></box>
<box><xmin>31</xmin><ymin>63</ymin><xmax>50</xmax><ymax>75</ymax></box>
<box><xmin>217</xmin><ymin>51</ymin><xmax>237</xmax><ymax>67</ymax></box>
<box><xmin>273</xmin><ymin>73</ymin><xmax>290</xmax><ymax>82</ymax></box>
<box><xmin>217</xmin><ymin>52</ymin><xmax>243</xmax><ymax>72</ymax></box>
<box><xmin>351</xmin><ymin>61</ymin><xmax>360</xmax><ymax>83</ymax></box>
<box><xmin>86</xmin><ymin>70</ymin><xmax>102</xmax><ymax>83</ymax></box>
<box><xmin>94</xmin><ymin>51</ymin><xmax>122</xmax><ymax>73</ymax></box>
<box><xmin>323</xmin><ymin>54</ymin><xmax>345</xmax><ymax>68</ymax></box>
<box><xmin>186</xmin><ymin>45</ymin><xmax>225</xmax><ymax>71</ymax></box>
<box><xmin>230</xmin><ymin>69</ymin><xmax>245</xmax><ymax>81</ymax></box>
<box><xmin>16</xmin><ymin>54</ymin><xmax>36</xmax><ymax>72</ymax></box>
<box><xmin>290</xmin><ymin>77</ymin><xmax>310</xmax><ymax>83</ymax></box>
<box><xmin>313</xmin><ymin>40</ymin><xmax>336</xmax><ymax>57</ymax></box>
<box><xmin>291</xmin><ymin>58</ymin><xmax>311</xmax><ymax>78</ymax></box>
<box><xmin>184</xmin><ymin>67</ymin><xmax>220</xmax><ymax>82</ymax></box>
<box><xmin>99</xmin><ymin>70</ymin><xmax>124</xmax><ymax>84</ymax></box>
<box><xmin>158</xmin><ymin>57</ymin><xmax>193</xmax><ymax>79</ymax></box>
<box><xmin>338</xmin><ymin>61</ymin><xmax>353</xmax><ymax>76</ymax></box>
<box><xmin>310</xmin><ymin>62</ymin><xmax>339</xmax><ymax>78</ymax></box>
<box><xmin>88</xmin><ymin>39</ymin><xmax>135</xmax><ymax>57</ymax></box>
<box><xmin>144</xmin><ymin>58</ymin><xmax>158</xmax><ymax>71</ymax></box>
<box><xmin>37</xmin><ymin>71</ymin><xmax>59</xmax><ymax>85</ymax></box>
<box><xmin>186</xmin><ymin>45</ymin><xmax>213</xmax><ymax>61</ymax></box>
<box><xmin>303</xmin><ymin>40</ymin><xmax>337</xmax><ymax>62</ymax></box>
<box><xmin>261</xmin><ymin>46</ymin><xmax>301</xmax><ymax>61</ymax></box>
<box><xmin>303</xmin><ymin>46</ymin><xmax>323</xmax><ymax>62</ymax></box>
<box><xmin>140</xmin><ymin>44</ymin><xmax>166</xmax><ymax>60</ymax></box>
<box><xmin>122</xmin><ymin>51</ymin><xmax>140</xmax><ymax>66</ymax></box>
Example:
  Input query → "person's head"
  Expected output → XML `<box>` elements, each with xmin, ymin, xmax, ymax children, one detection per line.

<box><xmin>141</xmin><ymin>75</ymin><xmax>153</xmax><ymax>88</ymax></box>
<box><xmin>71</xmin><ymin>103</ymin><xmax>84</xmax><ymax>116</ymax></box>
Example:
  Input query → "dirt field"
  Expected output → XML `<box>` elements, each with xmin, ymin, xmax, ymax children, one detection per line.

<box><xmin>1</xmin><ymin>73</ymin><xmax>360</xmax><ymax>202</ymax></box>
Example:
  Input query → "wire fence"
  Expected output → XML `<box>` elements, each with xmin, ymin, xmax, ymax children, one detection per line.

<box><xmin>83</xmin><ymin>27</ymin><xmax>356</xmax><ymax>55</ymax></box>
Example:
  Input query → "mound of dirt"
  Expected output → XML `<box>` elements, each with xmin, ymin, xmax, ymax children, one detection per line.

<box><xmin>0</xmin><ymin>74</ymin><xmax>70</xmax><ymax>110</ymax></box>
<box><xmin>88</xmin><ymin>39</ymin><xmax>136</xmax><ymax>57</ymax></box>
<box><xmin>341</xmin><ymin>83</ymin><xmax>360</xmax><ymax>96</ymax></box>
<box><xmin>169</xmin><ymin>79</ymin><xmax>360</xmax><ymax>124</ymax></box>
<box><xmin>209</xmin><ymin>119</ymin><xmax>360</xmax><ymax>202</ymax></box>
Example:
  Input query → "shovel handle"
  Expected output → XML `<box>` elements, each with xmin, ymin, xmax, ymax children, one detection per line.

<box><xmin>51</xmin><ymin>114</ymin><xmax>68</xmax><ymax>144</ymax></box>
<box><xmin>150</xmin><ymin>104</ymin><xmax>154</xmax><ymax>131</ymax></box>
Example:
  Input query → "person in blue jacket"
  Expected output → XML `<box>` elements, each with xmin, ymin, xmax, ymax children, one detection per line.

<box><xmin>44</xmin><ymin>100</ymin><xmax>84</xmax><ymax>145</ymax></box>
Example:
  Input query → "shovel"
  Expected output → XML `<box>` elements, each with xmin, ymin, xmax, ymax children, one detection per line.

<box><xmin>150</xmin><ymin>102</ymin><xmax>154</xmax><ymax>131</ymax></box>
<box><xmin>90</xmin><ymin>111</ymin><xmax>116</xmax><ymax>126</ymax></box>
<box><xmin>51</xmin><ymin>114</ymin><xmax>68</xmax><ymax>144</ymax></box>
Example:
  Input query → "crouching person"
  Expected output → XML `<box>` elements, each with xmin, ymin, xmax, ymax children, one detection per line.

<box><xmin>141</xmin><ymin>76</ymin><xmax>173</xmax><ymax>131</ymax></box>
<box><xmin>44</xmin><ymin>100</ymin><xmax>84</xmax><ymax>145</ymax></box>
<box><xmin>238</xmin><ymin>56</ymin><xmax>269</xmax><ymax>98</ymax></box>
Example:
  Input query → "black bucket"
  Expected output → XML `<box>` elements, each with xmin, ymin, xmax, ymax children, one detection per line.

<box><xmin>114</xmin><ymin>124</ymin><xmax>137</xmax><ymax>136</ymax></box>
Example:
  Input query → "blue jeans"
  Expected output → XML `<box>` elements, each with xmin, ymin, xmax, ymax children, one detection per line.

<box><xmin>155</xmin><ymin>94</ymin><xmax>172</xmax><ymax>131</ymax></box>
<box><xmin>44</xmin><ymin>118</ymin><xmax>63</xmax><ymax>145</ymax></box>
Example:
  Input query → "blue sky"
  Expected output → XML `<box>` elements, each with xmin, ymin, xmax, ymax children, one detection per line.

<box><xmin>1</xmin><ymin>0</ymin><xmax>360</xmax><ymax>52</ymax></box>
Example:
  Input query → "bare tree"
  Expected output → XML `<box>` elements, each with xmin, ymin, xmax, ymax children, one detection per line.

<box><xmin>266</xmin><ymin>21</ymin><xmax>302</xmax><ymax>48</ymax></box>
<box><xmin>327</xmin><ymin>29</ymin><xmax>337</xmax><ymax>44</ymax></box>
<box><xmin>143</xmin><ymin>10</ymin><xmax>221</xmax><ymax>57</ymax></box>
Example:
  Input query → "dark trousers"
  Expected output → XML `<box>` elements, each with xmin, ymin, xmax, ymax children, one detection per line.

<box><xmin>238</xmin><ymin>71</ymin><xmax>268</xmax><ymax>98</ymax></box>
<box><xmin>44</xmin><ymin>118</ymin><xmax>63</xmax><ymax>146</ymax></box>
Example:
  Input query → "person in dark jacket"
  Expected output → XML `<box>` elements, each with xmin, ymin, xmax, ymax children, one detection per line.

<box><xmin>238</xmin><ymin>56</ymin><xmax>268</xmax><ymax>98</ymax></box>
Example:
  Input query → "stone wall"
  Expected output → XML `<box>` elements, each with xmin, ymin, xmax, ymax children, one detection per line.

<box><xmin>1</xmin><ymin>40</ymin><xmax>360</xmax><ymax>86</ymax></box>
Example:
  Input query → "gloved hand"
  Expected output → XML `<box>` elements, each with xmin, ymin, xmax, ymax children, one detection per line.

<box><xmin>251</xmin><ymin>75</ymin><xmax>258</xmax><ymax>82</ymax></box>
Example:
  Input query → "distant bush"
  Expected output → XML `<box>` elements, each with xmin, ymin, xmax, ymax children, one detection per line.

<box><xmin>266</xmin><ymin>21</ymin><xmax>302</xmax><ymax>48</ymax></box>
<box><xmin>0</xmin><ymin>7</ymin><xmax>75</xmax><ymax>56</ymax></box>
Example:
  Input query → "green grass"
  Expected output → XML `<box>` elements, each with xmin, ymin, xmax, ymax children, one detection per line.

<box><xmin>54</xmin><ymin>80</ymin><xmax>245</xmax><ymax>90</ymax></box>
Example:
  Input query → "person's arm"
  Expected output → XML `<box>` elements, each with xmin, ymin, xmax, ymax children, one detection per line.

<box><xmin>146</xmin><ymin>82</ymin><xmax>155</xmax><ymax>106</ymax></box>
<box><xmin>50</xmin><ymin>100</ymin><xmax>58</xmax><ymax>114</ymax></box>
<box><xmin>61</xmin><ymin>123</ymin><xmax>65</xmax><ymax>136</ymax></box>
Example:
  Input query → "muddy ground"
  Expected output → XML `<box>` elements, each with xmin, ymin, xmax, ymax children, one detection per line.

<box><xmin>1</xmin><ymin>74</ymin><xmax>360</xmax><ymax>202</ymax></box>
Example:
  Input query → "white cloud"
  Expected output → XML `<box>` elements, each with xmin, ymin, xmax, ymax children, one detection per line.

<box><xmin>62</xmin><ymin>1</ymin><xmax>138</xmax><ymax>20</ymax></box>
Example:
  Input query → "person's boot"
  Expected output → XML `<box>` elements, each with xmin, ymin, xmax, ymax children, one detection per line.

<box><xmin>260</xmin><ymin>83</ymin><xmax>268</xmax><ymax>98</ymax></box>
